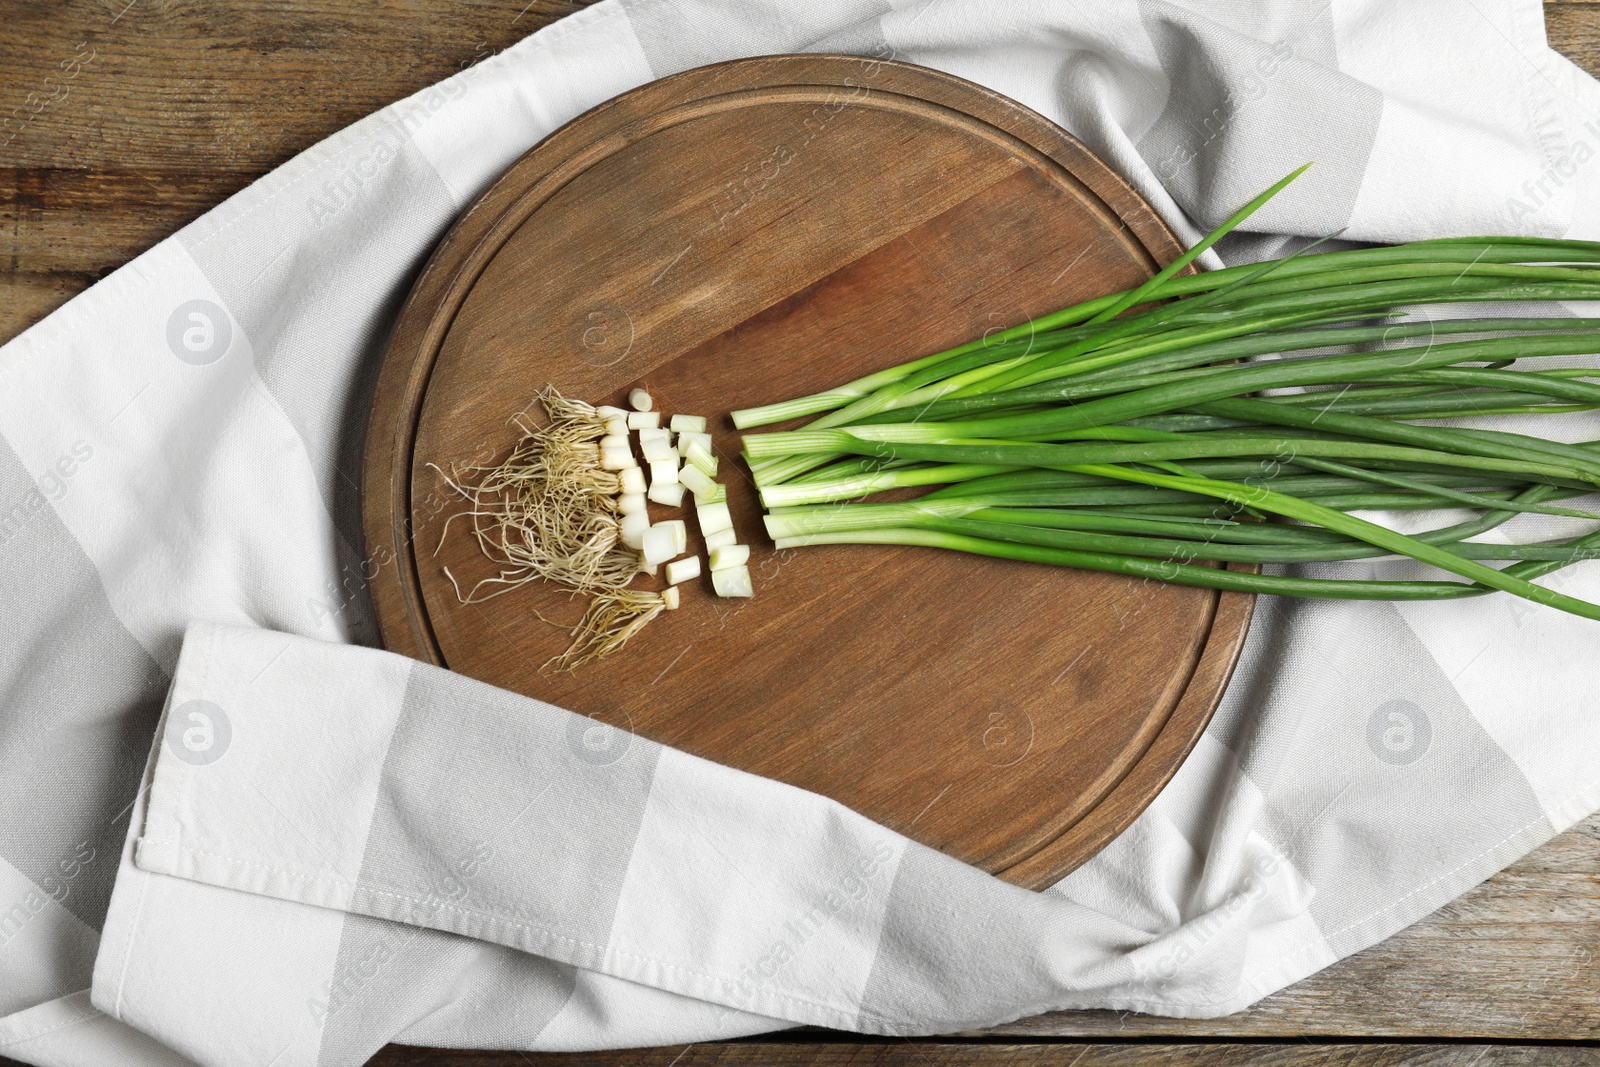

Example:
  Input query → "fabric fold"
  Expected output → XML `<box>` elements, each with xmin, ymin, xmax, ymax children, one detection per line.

<box><xmin>96</xmin><ymin>624</ymin><xmax>1162</xmax><ymax>1060</ymax></box>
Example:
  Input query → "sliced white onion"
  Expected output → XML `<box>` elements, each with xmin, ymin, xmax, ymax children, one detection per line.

<box><xmin>678</xmin><ymin>467</ymin><xmax>716</xmax><ymax>502</ymax></box>
<box><xmin>628</xmin><ymin>388</ymin><xmax>653</xmax><ymax>411</ymax></box>
<box><xmin>600</xmin><ymin>433</ymin><xmax>631</xmax><ymax>452</ymax></box>
<box><xmin>641</xmin><ymin>524</ymin><xmax>678</xmax><ymax>565</ymax></box>
<box><xmin>597</xmin><ymin>404</ymin><xmax>627</xmax><ymax>419</ymax></box>
<box><xmin>704</xmin><ymin>527</ymin><xmax>737</xmax><ymax>550</ymax></box>
<box><xmin>701</xmin><ymin>481</ymin><xmax>727</xmax><ymax>504</ymax></box>
<box><xmin>641</xmin><ymin>436</ymin><xmax>675</xmax><ymax>464</ymax></box>
<box><xmin>603</xmin><ymin>417</ymin><xmax>629</xmax><ymax>437</ymax></box>
<box><xmin>711</xmin><ymin>564</ymin><xmax>753</xmax><ymax>598</ymax></box>
<box><xmin>649</xmin><ymin>458</ymin><xmax>679</xmax><ymax>486</ymax></box>
<box><xmin>662</xmin><ymin>586</ymin><xmax>681</xmax><ymax>610</ymax></box>
<box><xmin>669</xmin><ymin>414</ymin><xmax>707</xmax><ymax>433</ymax></box>
<box><xmin>620</xmin><ymin>511</ymin><xmax>650</xmax><ymax>549</ymax></box>
<box><xmin>647</xmin><ymin>481</ymin><xmax>685</xmax><ymax>507</ymax></box>
<box><xmin>617</xmin><ymin>492</ymin><xmax>647</xmax><ymax>515</ymax></box>
<box><xmin>600</xmin><ymin>449</ymin><xmax>635</xmax><ymax>472</ymax></box>
<box><xmin>619</xmin><ymin>466</ymin><xmax>646</xmax><ymax>494</ymax></box>
<box><xmin>709</xmin><ymin>544</ymin><xmax>749</xmax><ymax>570</ymax></box>
<box><xmin>678</xmin><ymin>464</ymin><xmax>715</xmax><ymax>498</ymax></box>
<box><xmin>684</xmin><ymin>439</ymin><xmax>718</xmax><ymax>476</ymax></box>
<box><xmin>696</xmin><ymin>500</ymin><xmax>733</xmax><ymax>536</ymax></box>
<box><xmin>676</xmin><ymin>430</ymin><xmax>712</xmax><ymax>457</ymax></box>
<box><xmin>661</xmin><ymin>519</ymin><xmax>688</xmax><ymax>554</ymax></box>
<box><xmin>627</xmin><ymin>410</ymin><xmax>661</xmax><ymax>430</ymax></box>
<box><xmin>665</xmin><ymin>556</ymin><xmax>701</xmax><ymax>585</ymax></box>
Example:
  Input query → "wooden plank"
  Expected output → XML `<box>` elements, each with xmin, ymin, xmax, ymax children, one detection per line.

<box><xmin>0</xmin><ymin>167</ymin><xmax>243</xmax><ymax>273</ymax></box>
<box><xmin>1</xmin><ymin>0</ymin><xmax>1597</xmax><ymax>342</ymax></box>
<box><xmin>0</xmin><ymin>0</ymin><xmax>601</xmax><ymax>172</ymax></box>
<box><xmin>0</xmin><ymin>0</ymin><xmax>1589</xmax><ymax>175</ymax></box>
<box><xmin>366</xmin><ymin>1043</ymin><xmax>1600</xmax><ymax>1066</ymax></box>
<box><xmin>0</xmin><ymin>0</ymin><xmax>603</xmax><ymax>344</ymax></box>
<box><xmin>1550</xmin><ymin>3</ymin><xmax>1600</xmax><ymax>73</ymax></box>
<box><xmin>10</xmin><ymin>1041</ymin><xmax>1598</xmax><ymax>1067</ymax></box>
<box><xmin>0</xmin><ymin>270</ymin><xmax>96</xmax><ymax>340</ymax></box>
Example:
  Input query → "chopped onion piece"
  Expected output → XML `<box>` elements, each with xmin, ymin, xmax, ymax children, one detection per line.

<box><xmin>620</xmin><ymin>511</ymin><xmax>650</xmax><ymax>549</ymax></box>
<box><xmin>665</xmin><ymin>556</ymin><xmax>700</xmax><ymax>585</ymax></box>
<box><xmin>701</xmin><ymin>481</ymin><xmax>727</xmax><ymax>503</ymax></box>
<box><xmin>711</xmin><ymin>564</ymin><xmax>753</xmax><ymax>598</ymax></box>
<box><xmin>597</xmin><ymin>405</ymin><xmax>627</xmax><ymax>419</ymax></box>
<box><xmin>641</xmin><ymin>524</ymin><xmax>677</xmax><ymax>565</ymax></box>
<box><xmin>677</xmin><ymin>430</ymin><xmax>712</xmax><ymax>457</ymax></box>
<box><xmin>670</xmin><ymin>414</ymin><xmax>706</xmax><ymax>433</ymax></box>
<box><xmin>697</xmin><ymin>500</ymin><xmax>733</xmax><ymax>535</ymax></box>
<box><xmin>619</xmin><ymin>466</ymin><xmax>646</xmax><ymax>494</ymax></box>
<box><xmin>649</xmin><ymin>458</ymin><xmax>679</xmax><ymax>486</ymax></box>
<box><xmin>617</xmin><ymin>492</ymin><xmax>647</xmax><ymax>515</ymax></box>
<box><xmin>647</xmin><ymin>481</ymin><xmax>685</xmax><ymax>507</ymax></box>
<box><xmin>678</xmin><ymin>464</ymin><xmax>715</xmax><ymax>498</ymax></box>
<box><xmin>600</xmin><ymin>449</ymin><xmax>635</xmax><ymax>472</ymax></box>
<box><xmin>684</xmin><ymin>439</ymin><xmax>718</xmax><ymax>476</ymax></box>
<box><xmin>704</xmin><ymin>527</ymin><xmax>737</xmax><ymax>550</ymax></box>
<box><xmin>662</xmin><ymin>519</ymin><xmax>688</xmax><ymax>554</ymax></box>
<box><xmin>709</xmin><ymin>544</ymin><xmax>749</xmax><ymax>570</ymax></box>
<box><xmin>627</xmin><ymin>411</ymin><xmax>661</xmax><ymax>430</ymax></box>
<box><xmin>628</xmin><ymin>388</ymin><xmax>653</xmax><ymax>411</ymax></box>
<box><xmin>600</xmin><ymin>433</ymin><xmax>631</xmax><ymax>452</ymax></box>
<box><xmin>641</xmin><ymin>436</ymin><xmax>675</xmax><ymax>463</ymax></box>
<box><xmin>662</xmin><ymin>586</ymin><xmax>681</xmax><ymax>610</ymax></box>
<box><xmin>637</xmin><ymin>553</ymin><xmax>658</xmax><ymax>577</ymax></box>
<box><xmin>637</xmin><ymin>426</ymin><xmax>670</xmax><ymax>442</ymax></box>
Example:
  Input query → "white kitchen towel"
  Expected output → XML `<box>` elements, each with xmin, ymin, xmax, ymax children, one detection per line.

<box><xmin>1</xmin><ymin>1</ymin><xmax>1598</xmax><ymax>1065</ymax></box>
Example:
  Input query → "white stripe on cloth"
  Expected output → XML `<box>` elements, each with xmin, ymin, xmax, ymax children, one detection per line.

<box><xmin>0</xmin><ymin>239</ymin><xmax>353</xmax><ymax>672</ymax></box>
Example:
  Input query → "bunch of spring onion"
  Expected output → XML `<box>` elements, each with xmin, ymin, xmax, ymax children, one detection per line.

<box><xmin>436</xmin><ymin>387</ymin><xmax>749</xmax><ymax>671</ymax></box>
<box><xmin>735</xmin><ymin>165</ymin><xmax>1600</xmax><ymax>621</ymax></box>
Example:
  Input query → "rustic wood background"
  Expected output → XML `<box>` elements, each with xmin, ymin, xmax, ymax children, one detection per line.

<box><xmin>2</xmin><ymin>2</ymin><xmax>1597</xmax><ymax>1065</ymax></box>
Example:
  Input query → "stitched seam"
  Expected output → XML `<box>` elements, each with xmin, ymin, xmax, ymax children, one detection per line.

<box><xmin>108</xmin><ymin>863</ymin><xmax>151</xmax><ymax>1022</ymax></box>
<box><xmin>155</xmin><ymin>840</ymin><xmax>877</xmax><ymax>1029</ymax></box>
<box><xmin>0</xmin><ymin>996</ymin><xmax>101</xmax><ymax>1051</ymax></box>
<box><xmin>113</xmin><ymin>623</ymin><xmax>216</xmax><ymax>1018</ymax></box>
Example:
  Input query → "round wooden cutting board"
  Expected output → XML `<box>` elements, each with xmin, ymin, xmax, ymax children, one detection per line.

<box><xmin>363</xmin><ymin>54</ymin><xmax>1255</xmax><ymax>890</ymax></box>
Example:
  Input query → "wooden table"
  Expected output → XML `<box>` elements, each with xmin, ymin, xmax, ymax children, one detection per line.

<box><xmin>2</xmin><ymin>3</ymin><xmax>1596</xmax><ymax>1064</ymax></box>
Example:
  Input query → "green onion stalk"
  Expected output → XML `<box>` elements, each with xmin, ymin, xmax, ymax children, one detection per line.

<box><xmin>734</xmin><ymin>165</ymin><xmax>1600</xmax><ymax>621</ymax></box>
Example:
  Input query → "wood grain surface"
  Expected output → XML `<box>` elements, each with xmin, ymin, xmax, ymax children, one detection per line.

<box><xmin>364</xmin><ymin>52</ymin><xmax>1253</xmax><ymax>888</ymax></box>
<box><xmin>371</xmin><ymin>1044</ymin><xmax>1600</xmax><ymax>1066</ymax></box>
<box><xmin>2</xmin><ymin>0</ymin><xmax>1598</xmax><ymax>1061</ymax></box>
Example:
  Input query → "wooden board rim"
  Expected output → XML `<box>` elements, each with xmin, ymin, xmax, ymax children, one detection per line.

<box><xmin>361</xmin><ymin>53</ymin><xmax>1256</xmax><ymax>890</ymax></box>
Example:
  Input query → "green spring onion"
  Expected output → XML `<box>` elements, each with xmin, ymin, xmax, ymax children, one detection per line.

<box><xmin>735</xmin><ymin>166</ymin><xmax>1600</xmax><ymax>621</ymax></box>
